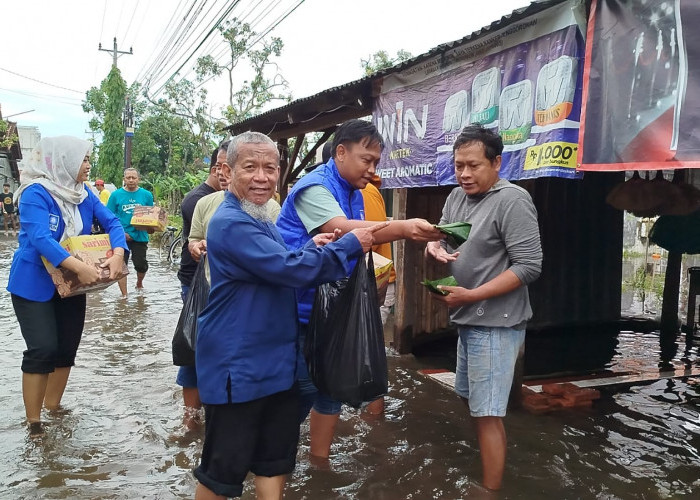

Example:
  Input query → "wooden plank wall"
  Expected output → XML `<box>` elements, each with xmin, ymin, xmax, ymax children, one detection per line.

<box><xmin>393</xmin><ymin>186</ymin><xmax>454</xmax><ymax>352</ymax></box>
<box><xmin>391</xmin><ymin>173</ymin><xmax>625</xmax><ymax>354</ymax></box>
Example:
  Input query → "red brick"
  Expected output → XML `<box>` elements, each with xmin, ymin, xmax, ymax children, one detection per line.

<box><xmin>522</xmin><ymin>399</ymin><xmax>552</xmax><ymax>414</ymax></box>
<box><xmin>542</xmin><ymin>382</ymin><xmax>579</xmax><ymax>396</ymax></box>
<box><xmin>562</xmin><ymin>388</ymin><xmax>601</xmax><ymax>404</ymax></box>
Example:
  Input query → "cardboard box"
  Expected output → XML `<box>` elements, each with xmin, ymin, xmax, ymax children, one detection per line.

<box><xmin>371</xmin><ymin>252</ymin><xmax>393</xmax><ymax>305</ymax></box>
<box><xmin>42</xmin><ymin>234</ymin><xmax>129</xmax><ymax>298</ymax></box>
<box><xmin>372</xmin><ymin>252</ymin><xmax>393</xmax><ymax>288</ymax></box>
<box><xmin>130</xmin><ymin>205</ymin><xmax>167</xmax><ymax>232</ymax></box>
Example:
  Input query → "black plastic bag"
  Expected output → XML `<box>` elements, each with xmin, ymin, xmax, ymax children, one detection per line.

<box><xmin>172</xmin><ymin>257</ymin><xmax>210</xmax><ymax>366</ymax></box>
<box><xmin>306</xmin><ymin>252</ymin><xmax>388</xmax><ymax>408</ymax></box>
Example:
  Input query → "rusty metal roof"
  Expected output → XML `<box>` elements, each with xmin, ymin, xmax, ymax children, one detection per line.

<box><xmin>225</xmin><ymin>0</ymin><xmax>570</xmax><ymax>139</ymax></box>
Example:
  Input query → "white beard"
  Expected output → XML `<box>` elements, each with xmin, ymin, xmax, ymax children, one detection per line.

<box><xmin>240</xmin><ymin>198</ymin><xmax>272</xmax><ymax>223</ymax></box>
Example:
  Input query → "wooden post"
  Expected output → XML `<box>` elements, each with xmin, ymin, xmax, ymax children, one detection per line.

<box><xmin>660</xmin><ymin>169</ymin><xmax>686</xmax><ymax>337</ymax></box>
<box><xmin>392</xmin><ymin>188</ymin><xmax>415</xmax><ymax>353</ymax></box>
<box><xmin>660</xmin><ymin>250</ymin><xmax>682</xmax><ymax>336</ymax></box>
<box><xmin>277</xmin><ymin>138</ymin><xmax>289</xmax><ymax>200</ymax></box>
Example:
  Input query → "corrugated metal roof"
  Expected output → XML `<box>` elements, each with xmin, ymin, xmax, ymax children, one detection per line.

<box><xmin>226</xmin><ymin>0</ymin><xmax>569</xmax><ymax>136</ymax></box>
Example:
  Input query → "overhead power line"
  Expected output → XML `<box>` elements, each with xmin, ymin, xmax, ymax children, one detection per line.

<box><xmin>140</xmin><ymin>0</ymin><xmax>232</xmax><ymax>90</ymax></box>
<box><xmin>0</xmin><ymin>86</ymin><xmax>84</xmax><ymax>107</ymax></box>
<box><xmin>0</xmin><ymin>67</ymin><xmax>84</xmax><ymax>94</ymax></box>
<box><xmin>149</xmin><ymin>0</ymin><xmax>244</xmax><ymax>97</ymax></box>
<box><xmin>192</xmin><ymin>0</ymin><xmax>306</xmax><ymax>91</ymax></box>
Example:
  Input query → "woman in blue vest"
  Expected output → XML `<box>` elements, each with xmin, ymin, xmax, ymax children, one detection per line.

<box><xmin>6</xmin><ymin>136</ymin><xmax>127</xmax><ymax>433</ymax></box>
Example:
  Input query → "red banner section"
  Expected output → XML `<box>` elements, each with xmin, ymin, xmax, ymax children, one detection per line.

<box><xmin>579</xmin><ymin>0</ymin><xmax>700</xmax><ymax>171</ymax></box>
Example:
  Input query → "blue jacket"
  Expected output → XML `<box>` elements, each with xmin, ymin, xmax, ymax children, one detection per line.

<box><xmin>7</xmin><ymin>184</ymin><xmax>128</xmax><ymax>301</ymax></box>
<box><xmin>276</xmin><ymin>158</ymin><xmax>365</xmax><ymax>323</ymax></box>
<box><xmin>196</xmin><ymin>191</ymin><xmax>363</xmax><ymax>404</ymax></box>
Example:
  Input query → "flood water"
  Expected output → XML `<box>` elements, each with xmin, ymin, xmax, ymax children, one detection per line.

<box><xmin>1</xmin><ymin>236</ymin><xmax>699</xmax><ymax>499</ymax></box>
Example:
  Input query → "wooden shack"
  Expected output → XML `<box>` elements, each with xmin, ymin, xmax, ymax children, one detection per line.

<box><xmin>226</xmin><ymin>0</ymin><xmax>694</xmax><ymax>353</ymax></box>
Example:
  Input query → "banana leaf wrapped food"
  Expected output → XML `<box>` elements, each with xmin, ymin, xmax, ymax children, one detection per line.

<box><xmin>436</xmin><ymin>222</ymin><xmax>472</xmax><ymax>248</ymax></box>
<box><xmin>421</xmin><ymin>275</ymin><xmax>458</xmax><ymax>295</ymax></box>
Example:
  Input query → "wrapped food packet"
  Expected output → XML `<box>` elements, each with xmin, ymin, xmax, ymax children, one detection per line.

<box><xmin>436</xmin><ymin>222</ymin><xmax>472</xmax><ymax>248</ymax></box>
<box><xmin>421</xmin><ymin>275</ymin><xmax>458</xmax><ymax>296</ymax></box>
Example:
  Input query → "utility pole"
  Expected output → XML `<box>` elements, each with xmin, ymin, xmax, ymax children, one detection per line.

<box><xmin>98</xmin><ymin>37</ymin><xmax>133</xmax><ymax>68</ymax></box>
<box><xmin>98</xmin><ymin>37</ymin><xmax>134</xmax><ymax>171</ymax></box>
<box><xmin>123</xmin><ymin>98</ymin><xmax>134</xmax><ymax>170</ymax></box>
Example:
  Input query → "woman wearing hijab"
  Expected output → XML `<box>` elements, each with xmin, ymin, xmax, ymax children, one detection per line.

<box><xmin>6</xmin><ymin>136</ymin><xmax>127</xmax><ymax>432</ymax></box>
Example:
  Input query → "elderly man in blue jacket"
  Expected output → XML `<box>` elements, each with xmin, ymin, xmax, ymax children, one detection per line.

<box><xmin>193</xmin><ymin>131</ymin><xmax>385</xmax><ymax>500</ymax></box>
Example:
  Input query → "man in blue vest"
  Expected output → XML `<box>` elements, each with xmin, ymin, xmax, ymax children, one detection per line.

<box><xmin>276</xmin><ymin>119</ymin><xmax>444</xmax><ymax>460</ymax></box>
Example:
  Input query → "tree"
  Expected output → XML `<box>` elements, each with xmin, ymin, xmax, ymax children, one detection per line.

<box><xmin>83</xmin><ymin>66</ymin><xmax>128</xmax><ymax>184</ymax></box>
<box><xmin>0</xmin><ymin>119</ymin><xmax>18</xmax><ymax>150</ymax></box>
<box><xmin>361</xmin><ymin>49</ymin><xmax>413</xmax><ymax>76</ymax></box>
<box><xmin>195</xmin><ymin>18</ymin><xmax>290</xmax><ymax>124</ymax></box>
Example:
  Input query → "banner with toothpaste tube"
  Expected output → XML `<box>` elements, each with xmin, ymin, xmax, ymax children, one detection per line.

<box><xmin>372</xmin><ymin>0</ymin><xmax>586</xmax><ymax>188</ymax></box>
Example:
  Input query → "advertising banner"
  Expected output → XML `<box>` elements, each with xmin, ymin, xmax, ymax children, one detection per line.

<box><xmin>579</xmin><ymin>0</ymin><xmax>700</xmax><ymax>171</ymax></box>
<box><xmin>373</xmin><ymin>0</ymin><xmax>586</xmax><ymax>188</ymax></box>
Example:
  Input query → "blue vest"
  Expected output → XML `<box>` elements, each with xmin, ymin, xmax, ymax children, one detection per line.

<box><xmin>276</xmin><ymin>159</ymin><xmax>365</xmax><ymax>323</ymax></box>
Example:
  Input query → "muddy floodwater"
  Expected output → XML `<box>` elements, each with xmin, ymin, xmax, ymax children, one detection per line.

<box><xmin>1</xmin><ymin>237</ymin><xmax>699</xmax><ymax>499</ymax></box>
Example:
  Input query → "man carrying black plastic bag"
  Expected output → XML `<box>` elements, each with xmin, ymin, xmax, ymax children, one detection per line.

<box><xmin>307</xmin><ymin>252</ymin><xmax>387</xmax><ymax>408</ymax></box>
<box><xmin>276</xmin><ymin>119</ymin><xmax>444</xmax><ymax>460</ymax></box>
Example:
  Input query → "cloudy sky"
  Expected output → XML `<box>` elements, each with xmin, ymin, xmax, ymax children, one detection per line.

<box><xmin>1</xmin><ymin>0</ymin><xmax>530</xmax><ymax>139</ymax></box>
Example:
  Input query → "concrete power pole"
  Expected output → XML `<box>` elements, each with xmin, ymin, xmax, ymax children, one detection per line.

<box><xmin>98</xmin><ymin>37</ymin><xmax>133</xmax><ymax>68</ymax></box>
<box><xmin>123</xmin><ymin>98</ymin><xmax>134</xmax><ymax>170</ymax></box>
<box><xmin>98</xmin><ymin>38</ymin><xmax>134</xmax><ymax>170</ymax></box>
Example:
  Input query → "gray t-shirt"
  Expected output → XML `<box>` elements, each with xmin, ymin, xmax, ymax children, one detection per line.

<box><xmin>440</xmin><ymin>178</ymin><xmax>542</xmax><ymax>329</ymax></box>
<box><xmin>294</xmin><ymin>185</ymin><xmax>345</xmax><ymax>233</ymax></box>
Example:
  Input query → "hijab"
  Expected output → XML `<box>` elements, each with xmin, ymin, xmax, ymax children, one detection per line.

<box><xmin>15</xmin><ymin>136</ymin><xmax>92</xmax><ymax>240</ymax></box>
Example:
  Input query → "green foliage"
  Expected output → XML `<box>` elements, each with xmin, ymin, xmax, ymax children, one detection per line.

<box><xmin>361</xmin><ymin>49</ymin><xmax>413</xmax><ymax>76</ymax></box>
<box><xmin>196</xmin><ymin>18</ymin><xmax>290</xmax><ymax>124</ymax></box>
<box><xmin>0</xmin><ymin>120</ymin><xmax>18</xmax><ymax>150</ymax></box>
<box><xmin>83</xmin><ymin>66</ymin><xmax>128</xmax><ymax>184</ymax></box>
<box><xmin>81</xmin><ymin>19</ymin><xmax>288</xmax><ymax>213</ymax></box>
<box><xmin>622</xmin><ymin>264</ymin><xmax>665</xmax><ymax>300</ymax></box>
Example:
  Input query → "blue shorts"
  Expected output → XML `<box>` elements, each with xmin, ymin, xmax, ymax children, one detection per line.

<box><xmin>455</xmin><ymin>326</ymin><xmax>525</xmax><ymax>418</ymax></box>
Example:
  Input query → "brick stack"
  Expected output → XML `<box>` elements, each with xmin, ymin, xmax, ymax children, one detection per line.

<box><xmin>522</xmin><ymin>383</ymin><xmax>601</xmax><ymax>414</ymax></box>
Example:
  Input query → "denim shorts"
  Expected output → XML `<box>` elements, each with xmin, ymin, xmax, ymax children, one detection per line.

<box><xmin>455</xmin><ymin>326</ymin><xmax>525</xmax><ymax>417</ymax></box>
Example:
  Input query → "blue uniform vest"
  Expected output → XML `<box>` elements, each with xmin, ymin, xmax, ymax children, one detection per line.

<box><xmin>276</xmin><ymin>159</ymin><xmax>365</xmax><ymax>323</ymax></box>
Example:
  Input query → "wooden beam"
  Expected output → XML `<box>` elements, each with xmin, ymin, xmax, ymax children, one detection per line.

<box><xmin>277</xmin><ymin>138</ymin><xmax>289</xmax><ymax>199</ymax></box>
<box><xmin>267</xmin><ymin>106</ymin><xmax>370</xmax><ymax>141</ymax></box>
<box><xmin>286</xmin><ymin>128</ymin><xmax>336</xmax><ymax>185</ymax></box>
<box><xmin>288</xmin><ymin>134</ymin><xmax>304</xmax><ymax>172</ymax></box>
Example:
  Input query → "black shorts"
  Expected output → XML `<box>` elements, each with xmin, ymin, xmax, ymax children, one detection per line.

<box><xmin>194</xmin><ymin>385</ymin><xmax>300</xmax><ymax>498</ymax></box>
<box><xmin>11</xmin><ymin>292</ymin><xmax>87</xmax><ymax>373</ymax></box>
<box><xmin>124</xmin><ymin>240</ymin><xmax>149</xmax><ymax>273</ymax></box>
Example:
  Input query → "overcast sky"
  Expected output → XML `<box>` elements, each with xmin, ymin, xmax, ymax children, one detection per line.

<box><xmin>1</xmin><ymin>0</ymin><xmax>530</xmax><ymax>140</ymax></box>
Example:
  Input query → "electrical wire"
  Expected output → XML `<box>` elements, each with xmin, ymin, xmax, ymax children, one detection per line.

<box><xmin>0</xmin><ymin>87</ymin><xmax>84</xmax><ymax>107</ymax></box>
<box><xmin>122</xmin><ymin>0</ymin><xmax>140</xmax><ymax>46</ymax></box>
<box><xmin>192</xmin><ymin>0</ymin><xmax>306</xmax><ymax>91</ymax></box>
<box><xmin>114</xmin><ymin>0</ymin><xmax>127</xmax><ymax>39</ymax></box>
<box><xmin>142</xmin><ymin>0</ymin><xmax>234</xmax><ymax>90</ymax></box>
<box><xmin>134</xmin><ymin>0</ymin><xmax>190</xmax><ymax>83</ymax></box>
<box><xmin>0</xmin><ymin>67</ymin><xmax>84</xmax><ymax>94</ymax></box>
<box><xmin>148</xmin><ymin>0</ymin><xmax>244</xmax><ymax>97</ymax></box>
<box><xmin>126</xmin><ymin>0</ymin><xmax>151</xmax><ymax>50</ymax></box>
